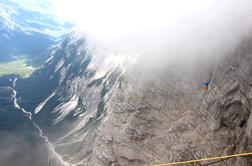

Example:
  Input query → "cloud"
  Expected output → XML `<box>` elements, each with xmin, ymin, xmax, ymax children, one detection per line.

<box><xmin>8</xmin><ymin>0</ymin><xmax>53</xmax><ymax>14</ymax></box>
<box><xmin>11</xmin><ymin>0</ymin><xmax>252</xmax><ymax>70</ymax></box>
<box><xmin>0</xmin><ymin>121</ymin><xmax>49</xmax><ymax>166</ymax></box>
<box><xmin>64</xmin><ymin>0</ymin><xmax>252</xmax><ymax>71</ymax></box>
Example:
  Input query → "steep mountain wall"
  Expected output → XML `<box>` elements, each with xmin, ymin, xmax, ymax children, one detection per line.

<box><xmin>88</xmin><ymin>40</ymin><xmax>252</xmax><ymax>166</ymax></box>
<box><xmin>15</xmin><ymin>34</ymin><xmax>252</xmax><ymax>166</ymax></box>
<box><xmin>16</xmin><ymin>33</ymin><xmax>124</xmax><ymax>165</ymax></box>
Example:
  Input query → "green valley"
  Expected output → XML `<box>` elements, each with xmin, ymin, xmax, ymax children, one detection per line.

<box><xmin>0</xmin><ymin>59</ymin><xmax>38</xmax><ymax>78</ymax></box>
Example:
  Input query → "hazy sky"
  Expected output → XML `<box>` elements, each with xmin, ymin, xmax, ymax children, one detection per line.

<box><xmin>11</xmin><ymin>0</ymin><xmax>252</xmax><ymax>38</ymax></box>
<box><xmin>49</xmin><ymin>0</ymin><xmax>252</xmax><ymax>55</ymax></box>
<box><xmin>9</xmin><ymin>0</ymin><xmax>252</xmax><ymax>68</ymax></box>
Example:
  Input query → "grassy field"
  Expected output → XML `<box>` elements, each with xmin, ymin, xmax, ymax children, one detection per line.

<box><xmin>0</xmin><ymin>59</ymin><xmax>37</xmax><ymax>78</ymax></box>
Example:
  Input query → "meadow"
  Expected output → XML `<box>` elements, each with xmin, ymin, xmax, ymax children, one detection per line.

<box><xmin>0</xmin><ymin>59</ymin><xmax>37</xmax><ymax>78</ymax></box>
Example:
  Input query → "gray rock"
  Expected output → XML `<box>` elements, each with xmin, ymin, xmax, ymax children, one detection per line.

<box><xmin>87</xmin><ymin>40</ymin><xmax>252</xmax><ymax>166</ymax></box>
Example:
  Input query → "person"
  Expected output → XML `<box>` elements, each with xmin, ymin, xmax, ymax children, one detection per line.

<box><xmin>201</xmin><ymin>79</ymin><xmax>211</xmax><ymax>92</ymax></box>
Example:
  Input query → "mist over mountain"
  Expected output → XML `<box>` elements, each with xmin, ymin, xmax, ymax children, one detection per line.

<box><xmin>1</xmin><ymin>1</ymin><xmax>252</xmax><ymax>166</ymax></box>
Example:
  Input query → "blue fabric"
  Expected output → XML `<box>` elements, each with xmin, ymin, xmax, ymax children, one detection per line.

<box><xmin>201</xmin><ymin>80</ymin><xmax>211</xmax><ymax>87</ymax></box>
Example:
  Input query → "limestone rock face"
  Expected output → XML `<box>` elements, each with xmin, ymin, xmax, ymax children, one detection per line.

<box><xmin>15</xmin><ymin>33</ymin><xmax>252</xmax><ymax>166</ymax></box>
<box><xmin>87</xmin><ymin>41</ymin><xmax>252</xmax><ymax>166</ymax></box>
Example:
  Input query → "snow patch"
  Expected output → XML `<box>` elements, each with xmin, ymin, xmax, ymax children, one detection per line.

<box><xmin>54</xmin><ymin>58</ymin><xmax>64</xmax><ymax>73</ymax></box>
<box><xmin>53</xmin><ymin>95</ymin><xmax>79</xmax><ymax>124</ymax></box>
<box><xmin>45</xmin><ymin>55</ymin><xmax>54</xmax><ymax>64</ymax></box>
<box><xmin>34</xmin><ymin>92</ymin><xmax>56</xmax><ymax>114</ymax></box>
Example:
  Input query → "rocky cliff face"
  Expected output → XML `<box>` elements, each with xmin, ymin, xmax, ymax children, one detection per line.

<box><xmin>87</xmin><ymin>40</ymin><xmax>252</xmax><ymax>166</ymax></box>
<box><xmin>14</xmin><ymin>33</ymin><xmax>252</xmax><ymax>166</ymax></box>
<box><xmin>16</xmin><ymin>32</ymin><xmax>124</xmax><ymax>165</ymax></box>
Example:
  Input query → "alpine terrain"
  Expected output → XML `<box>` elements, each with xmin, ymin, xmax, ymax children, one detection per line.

<box><xmin>1</xmin><ymin>1</ymin><xmax>252</xmax><ymax>166</ymax></box>
<box><xmin>1</xmin><ymin>32</ymin><xmax>250</xmax><ymax>166</ymax></box>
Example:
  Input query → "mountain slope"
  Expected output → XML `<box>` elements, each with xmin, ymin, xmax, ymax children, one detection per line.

<box><xmin>0</xmin><ymin>0</ymin><xmax>73</xmax><ymax>62</ymax></box>
<box><xmin>16</xmin><ymin>32</ymin><xmax>124</xmax><ymax>165</ymax></box>
<box><xmin>13</xmin><ymin>32</ymin><xmax>252</xmax><ymax>166</ymax></box>
<box><xmin>0</xmin><ymin>76</ymin><xmax>49</xmax><ymax>166</ymax></box>
<box><xmin>89</xmin><ymin>39</ymin><xmax>252</xmax><ymax>166</ymax></box>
